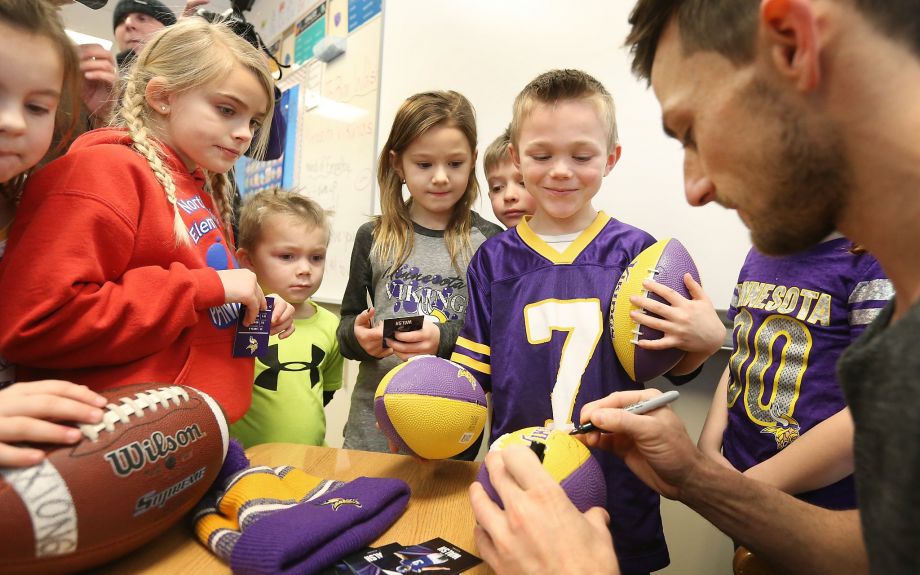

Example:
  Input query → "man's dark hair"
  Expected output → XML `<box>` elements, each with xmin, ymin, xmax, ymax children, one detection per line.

<box><xmin>625</xmin><ymin>0</ymin><xmax>920</xmax><ymax>84</ymax></box>
<box><xmin>853</xmin><ymin>0</ymin><xmax>920</xmax><ymax>58</ymax></box>
<box><xmin>625</xmin><ymin>0</ymin><xmax>759</xmax><ymax>84</ymax></box>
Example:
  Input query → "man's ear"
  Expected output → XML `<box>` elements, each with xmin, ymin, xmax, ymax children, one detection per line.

<box><xmin>145</xmin><ymin>76</ymin><xmax>172</xmax><ymax>115</ymax></box>
<box><xmin>236</xmin><ymin>247</ymin><xmax>255</xmax><ymax>271</ymax></box>
<box><xmin>761</xmin><ymin>0</ymin><xmax>821</xmax><ymax>92</ymax></box>
<box><xmin>509</xmin><ymin>143</ymin><xmax>521</xmax><ymax>170</ymax></box>
<box><xmin>604</xmin><ymin>144</ymin><xmax>622</xmax><ymax>176</ymax></box>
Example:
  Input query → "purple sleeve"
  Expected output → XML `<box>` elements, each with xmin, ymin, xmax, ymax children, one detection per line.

<box><xmin>450</xmin><ymin>250</ymin><xmax>493</xmax><ymax>392</ymax></box>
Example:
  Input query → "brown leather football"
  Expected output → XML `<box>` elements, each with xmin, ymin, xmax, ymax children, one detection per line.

<box><xmin>0</xmin><ymin>383</ymin><xmax>228</xmax><ymax>575</ymax></box>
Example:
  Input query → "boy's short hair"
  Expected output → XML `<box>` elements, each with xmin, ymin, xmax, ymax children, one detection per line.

<box><xmin>238</xmin><ymin>189</ymin><xmax>329</xmax><ymax>251</ymax></box>
<box><xmin>483</xmin><ymin>125</ymin><xmax>512</xmax><ymax>176</ymax></box>
<box><xmin>510</xmin><ymin>69</ymin><xmax>618</xmax><ymax>153</ymax></box>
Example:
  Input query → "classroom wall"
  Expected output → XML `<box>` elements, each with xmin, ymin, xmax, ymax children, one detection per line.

<box><xmin>377</xmin><ymin>0</ymin><xmax>752</xmax><ymax>310</ymax></box>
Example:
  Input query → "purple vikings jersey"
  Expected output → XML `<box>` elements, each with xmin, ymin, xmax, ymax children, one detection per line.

<box><xmin>723</xmin><ymin>238</ymin><xmax>892</xmax><ymax>509</ymax></box>
<box><xmin>452</xmin><ymin>212</ymin><xmax>669</xmax><ymax>574</ymax></box>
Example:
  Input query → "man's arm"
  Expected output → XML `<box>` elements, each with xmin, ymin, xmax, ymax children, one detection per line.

<box><xmin>580</xmin><ymin>390</ymin><xmax>868</xmax><ymax>575</ymax></box>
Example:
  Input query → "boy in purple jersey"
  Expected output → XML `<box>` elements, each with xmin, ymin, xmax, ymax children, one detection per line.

<box><xmin>451</xmin><ymin>69</ymin><xmax>725</xmax><ymax>575</ymax></box>
<box><xmin>699</xmin><ymin>239</ymin><xmax>892</xmax><ymax>511</ymax></box>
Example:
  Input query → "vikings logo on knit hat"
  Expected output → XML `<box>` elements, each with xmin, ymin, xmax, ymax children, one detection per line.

<box><xmin>112</xmin><ymin>0</ymin><xmax>177</xmax><ymax>30</ymax></box>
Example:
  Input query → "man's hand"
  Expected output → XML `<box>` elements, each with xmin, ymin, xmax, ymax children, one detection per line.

<box><xmin>182</xmin><ymin>0</ymin><xmax>211</xmax><ymax>17</ymax></box>
<box><xmin>470</xmin><ymin>446</ymin><xmax>619</xmax><ymax>575</ymax></box>
<box><xmin>77</xmin><ymin>44</ymin><xmax>117</xmax><ymax>125</ymax></box>
<box><xmin>577</xmin><ymin>389</ymin><xmax>707</xmax><ymax>499</ymax></box>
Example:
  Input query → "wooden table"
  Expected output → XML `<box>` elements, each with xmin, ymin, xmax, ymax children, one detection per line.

<box><xmin>95</xmin><ymin>444</ymin><xmax>492</xmax><ymax>574</ymax></box>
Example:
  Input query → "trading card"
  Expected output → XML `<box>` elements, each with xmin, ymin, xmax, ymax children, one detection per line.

<box><xmin>381</xmin><ymin>315</ymin><xmax>424</xmax><ymax>348</ymax></box>
<box><xmin>342</xmin><ymin>542</ymin><xmax>405</xmax><ymax>575</ymax></box>
<box><xmin>373</xmin><ymin>538</ymin><xmax>482</xmax><ymax>574</ymax></box>
<box><xmin>233</xmin><ymin>296</ymin><xmax>274</xmax><ymax>357</ymax></box>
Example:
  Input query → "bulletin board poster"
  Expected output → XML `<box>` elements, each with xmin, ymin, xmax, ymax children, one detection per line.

<box><xmin>294</xmin><ymin>2</ymin><xmax>326</xmax><ymax>65</ymax></box>
<box><xmin>327</xmin><ymin>0</ymin><xmax>348</xmax><ymax>37</ymax></box>
<box><xmin>297</xmin><ymin>15</ymin><xmax>382</xmax><ymax>303</ymax></box>
<box><xmin>348</xmin><ymin>0</ymin><xmax>380</xmax><ymax>32</ymax></box>
<box><xmin>235</xmin><ymin>155</ymin><xmax>283</xmax><ymax>198</ymax></box>
<box><xmin>280</xmin><ymin>31</ymin><xmax>296</xmax><ymax>68</ymax></box>
<box><xmin>252</xmin><ymin>0</ymin><xmax>316</xmax><ymax>46</ymax></box>
<box><xmin>234</xmin><ymin>86</ymin><xmax>299</xmax><ymax>197</ymax></box>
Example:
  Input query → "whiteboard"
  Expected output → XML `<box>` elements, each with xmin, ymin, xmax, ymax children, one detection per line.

<box><xmin>294</xmin><ymin>15</ymin><xmax>382</xmax><ymax>304</ymax></box>
<box><xmin>376</xmin><ymin>0</ymin><xmax>750</xmax><ymax>309</ymax></box>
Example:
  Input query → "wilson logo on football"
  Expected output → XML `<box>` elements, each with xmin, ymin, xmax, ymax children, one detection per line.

<box><xmin>104</xmin><ymin>425</ymin><xmax>205</xmax><ymax>477</ymax></box>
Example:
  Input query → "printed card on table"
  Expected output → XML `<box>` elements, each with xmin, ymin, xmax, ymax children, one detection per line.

<box><xmin>373</xmin><ymin>538</ymin><xmax>482</xmax><ymax>574</ymax></box>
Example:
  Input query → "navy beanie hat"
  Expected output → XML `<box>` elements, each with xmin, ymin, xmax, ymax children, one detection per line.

<box><xmin>112</xmin><ymin>0</ymin><xmax>177</xmax><ymax>30</ymax></box>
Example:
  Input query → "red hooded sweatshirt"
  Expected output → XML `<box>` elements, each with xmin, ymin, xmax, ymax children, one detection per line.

<box><xmin>0</xmin><ymin>129</ymin><xmax>254</xmax><ymax>421</ymax></box>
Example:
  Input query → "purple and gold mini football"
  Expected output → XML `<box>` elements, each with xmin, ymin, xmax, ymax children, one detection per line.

<box><xmin>476</xmin><ymin>426</ymin><xmax>606</xmax><ymax>512</ymax></box>
<box><xmin>374</xmin><ymin>355</ymin><xmax>487</xmax><ymax>459</ymax></box>
<box><xmin>610</xmin><ymin>238</ymin><xmax>700</xmax><ymax>382</ymax></box>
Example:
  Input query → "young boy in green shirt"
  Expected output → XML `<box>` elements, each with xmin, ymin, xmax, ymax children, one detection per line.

<box><xmin>231</xmin><ymin>190</ymin><xmax>344</xmax><ymax>447</ymax></box>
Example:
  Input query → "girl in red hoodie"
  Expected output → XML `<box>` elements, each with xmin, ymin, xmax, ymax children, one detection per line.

<box><xmin>0</xmin><ymin>16</ymin><xmax>294</xmax><ymax>424</ymax></box>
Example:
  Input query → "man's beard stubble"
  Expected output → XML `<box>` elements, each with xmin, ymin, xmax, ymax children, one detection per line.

<box><xmin>743</xmin><ymin>79</ymin><xmax>851</xmax><ymax>256</ymax></box>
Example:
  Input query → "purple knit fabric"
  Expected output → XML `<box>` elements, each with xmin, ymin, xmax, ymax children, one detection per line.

<box><xmin>216</xmin><ymin>438</ymin><xmax>251</xmax><ymax>487</ymax></box>
<box><xmin>229</xmin><ymin>476</ymin><xmax>410</xmax><ymax>575</ymax></box>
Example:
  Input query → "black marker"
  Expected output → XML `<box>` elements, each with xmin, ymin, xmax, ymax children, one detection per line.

<box><xmin>569</xmin><ymin>390</ymin><xmax>680</xmax><ymax>435</ymax></box>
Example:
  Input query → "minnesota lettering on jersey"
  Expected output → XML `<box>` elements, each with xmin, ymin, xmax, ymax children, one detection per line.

<box><xmin>388</xmin><ymin>265</ymin><xmax>467</xmax><ymax>319</ymax></box>
<box><xmin>733</xmin><ymin>280</ymin><xmax>831</xmax><ymax>326</ymax></box>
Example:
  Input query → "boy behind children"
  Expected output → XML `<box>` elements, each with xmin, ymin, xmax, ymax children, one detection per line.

<box><xmin>231</xmin><ymin>190</ymin><xmax>344</xmax><ymax>447</ymax></box>
<box><xmin>483</xmin><ymin>126</ymin><xmax>536</xmax><ymax>228</ymax></box>
<box><xmin>453</xmin><ymin>69</ymin><xmax>724</xmax><ymax>574</ymax></box>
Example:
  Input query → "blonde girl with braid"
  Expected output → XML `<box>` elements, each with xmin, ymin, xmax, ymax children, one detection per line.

<box><xmin>0</xmin><ymin>17</ymin><xmax>294</xmax><ymax>423</ymax></box>
<box><xmin>336</xmin><ymin>90</ymin><xmax>502</xmax><ymax>457</ymax></box>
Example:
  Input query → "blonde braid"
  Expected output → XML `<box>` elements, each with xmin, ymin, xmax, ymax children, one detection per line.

<box><xmin>206</xmin><ymin>171</ymin><xmax>235</xmax><ymax>238</ymax></box>
<box><xmin>120</xmin><ymin>78</ymin><xmax>189</xmax><ymax>244</ymax></box>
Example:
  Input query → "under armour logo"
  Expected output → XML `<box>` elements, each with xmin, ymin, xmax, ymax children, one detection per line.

<box><xmin>254</xmin><ymin>343</ymin><xmax>326</xmax><ymax>391</ymax></box>
<box><xmin>321</xmin><ymin>497</ymin><xmax>362</xmax><ymax>510</ymax></box>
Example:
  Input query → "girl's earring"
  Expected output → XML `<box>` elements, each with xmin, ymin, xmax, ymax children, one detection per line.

<box><xmin>161</xmin><ymin>106</ymin><xmax>167</xmax><ymax>112</ymax></box>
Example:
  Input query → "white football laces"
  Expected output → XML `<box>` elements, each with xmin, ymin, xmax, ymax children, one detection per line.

<box><xmin>78</xmin><ymin>386</ymin><xmax>190</xmax><ymax>441</ymax></box>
